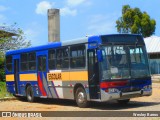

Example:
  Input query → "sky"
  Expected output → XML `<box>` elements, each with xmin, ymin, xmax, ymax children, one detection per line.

<box><xmin>0</xmin><ymin>0</ymin><xmax>160</xmax><ymax>46</ymax></box>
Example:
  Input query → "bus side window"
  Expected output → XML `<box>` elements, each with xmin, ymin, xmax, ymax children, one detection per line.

<box><xmin>21</xmin><ymin>52</ymin><xmax>36</xmax><ymax>71</ymax></box>
<box><xmin>56</xmin><ymin>47</ymin><xmax>69</xmax><ymax>69</ymax></box>
<box><xmin>21</xmin><ymin>53</ymin><xmax>28</xmax><ymax>71</ymax></box>
<box><xmin>28</xmin><ymin>52</ymin><xmax>36</xmax><ymax>71</ymax></box>
<box><xmin>56</xmin><ymin>49</ymin><xmax>62</xmax><ymax>69</ymax></box>
<box><xmin>6</xmin><ymin>55</ymin><xmax>13</xmax><ymax>72</ymax></box>
<box><xmin>62</xmin><ymin>47</ymin><xmax>69</xmax><ymax>69</ymax></box>
<box><xmin>48</xmin><ymin>49</ymin><xmax>56</xmax><ymax>70</ymax></box>
<box><xmin>70</xmin><ymin>45</ymin><xmax>86</xmax><ymax>69</ymax></box>
<box><xmin>38</xmin><ymin>56</ymin><xmax>46</xmax><ymax>71</ymax></box>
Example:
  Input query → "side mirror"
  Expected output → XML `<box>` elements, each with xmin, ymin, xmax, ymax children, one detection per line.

<box><xmin>97</xmin><ymin>50</ymin><xmax>103</xmax><ymax>62</ymax></box>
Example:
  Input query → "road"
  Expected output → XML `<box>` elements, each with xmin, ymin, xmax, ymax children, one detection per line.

<box><xmin>0</xmin><ymin>83</ymin><xmax>160</xmax><ymax>119</ymax></box>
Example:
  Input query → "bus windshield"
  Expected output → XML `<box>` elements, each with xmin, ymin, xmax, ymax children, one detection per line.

<box><xmin>129</xmin><ymin>46</ymin><xmax>150</xmax><ymax>78</ymax></box>
<box><xmin>100</xmin><ymin>45</ymin><xmax>150</xmax><ymax>80</ymax></box>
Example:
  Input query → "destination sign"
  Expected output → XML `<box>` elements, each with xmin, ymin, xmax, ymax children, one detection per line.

<box><xmin>47</xmin><ymin>73</ymin><xmax>62</xmax><ymax>81</ymax></box>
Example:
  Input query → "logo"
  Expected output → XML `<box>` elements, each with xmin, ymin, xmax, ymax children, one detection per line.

<box><xmin>2</xmin><ymin>112</ymin><xmax>11</xmax><ymax>117</ymax></box>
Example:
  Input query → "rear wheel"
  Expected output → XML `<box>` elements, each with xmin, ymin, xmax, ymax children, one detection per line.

<box><xmin>26</xmin><ymin>86</ymin><xmax>35</xmax><ymax>102</ymax></box>
<box><xmin>75</xmin><ymin>87</ymin><xmax>89</xmax><ymax>108</ymax></box>
<box><xmin>117</xmin><ymin>99</ymin><xmax>130</xmax><ymax>104</ymax></box>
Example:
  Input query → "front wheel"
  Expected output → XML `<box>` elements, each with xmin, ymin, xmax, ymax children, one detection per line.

<box><xmin>26</xmin><ymin>86</ymin><xmax>35</xmax><ymax>102</ymax></box>
<box><xmin>117</xmin><ymin>99</ymin><xmax>130</xmax><ymax>104</ymax></box>
<box><xmin>75</xmin><ymin>87</ymin><xmax>89</xmax><ymax>108</ymax></box>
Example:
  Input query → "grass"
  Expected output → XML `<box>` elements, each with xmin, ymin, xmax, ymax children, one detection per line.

<box><xmin>0</xmin><ymin>81</ymin><xmax>13</xmax><ymax>98</ymax></box>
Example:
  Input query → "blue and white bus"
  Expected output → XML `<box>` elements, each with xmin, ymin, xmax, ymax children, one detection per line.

<box><xmin>5</xmin><ymin>34</ymin><xmax>152</xmax><ymax>108</ymax></box>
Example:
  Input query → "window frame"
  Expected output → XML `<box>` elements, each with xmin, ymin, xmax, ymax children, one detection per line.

<box><xmin>70</xmin><ymin>44</ymin><xmax>86</xmax><ymax>69</ymax></box>
<box><xmin>6</xmin><ymin>55</ymin><xmax>13</xmax><ymax>72</ymax></box>
<box><xmin>48</xmin><ymin>49</ymin><xmax>56</xmax><ymax>70</ymax></box>
<box><xmin>20</xmin><ymin>52</ymin><xmax>36</xmax><ymax>72</ymax></box>
<box><xmin>56</xmin><ymin>47</ymin><xmax>69</xmax><ymax>69</ymax></box>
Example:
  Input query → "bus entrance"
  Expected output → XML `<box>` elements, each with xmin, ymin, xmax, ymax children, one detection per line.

<box><xmin>88</xmin><ymin>50</ymin><xmax>100</xmax><ymax>99</ymax></box>
<box><xmin>14</xmin><ymin>59</ymin><xmax>19</xmax><ymax>94</ymax></box>
<box><xmin>37</xmin><ymin>55</ymin><xmax>48</xmax><ymax>97</ymax></box>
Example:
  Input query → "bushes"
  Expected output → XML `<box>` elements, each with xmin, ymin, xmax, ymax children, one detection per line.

<box><xmin>0</xmin><ymin>57</ymin><xmax>5</xmax><ymax>82</ymax></box>
<box><xmin>0</xmin><ymin>81</ymin><xmax>13</xmax><ymax>98</ymax></box>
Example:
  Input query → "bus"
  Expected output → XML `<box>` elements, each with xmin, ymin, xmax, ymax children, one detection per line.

<box><xmin>5</xmin><ymin>34</ymin><xmax>152</xmax><ymax>108</ymax></box>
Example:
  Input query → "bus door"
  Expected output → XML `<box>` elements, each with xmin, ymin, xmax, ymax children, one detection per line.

<box><xmin>37</xmin><ymin>52</ymin><xmax>52</xmax><ymax>98</ymax></box>
<box><xmin>88</xmin><ymin>50</ymin><xmax>100</xmax><ymax>99</ymax></box>
<box><xmin>14</xmin><ymin>59</ymin><xmax>19</xmax><ymax>94</ymax></box>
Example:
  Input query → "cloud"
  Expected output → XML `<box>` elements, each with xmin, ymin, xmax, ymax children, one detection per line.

<box><xmin>60</xmin><ymin>0</ymin><xmax>91</xmax><ymax>16</ymax></box>
<box><xmin>87</xmin><ymin>14</ymin><xmax>118</xmax><ymax>35</ymax></box>
<box><xmin>0</xmin><ymin>5</ymin><xmax>8</xmax><ymax>12</ymax></box>
<box><xmin>35</xmin><ymin>1</ymin><xmax>54</xmax><ymax>15</ymax></box>
<box><xmin>60</xmin><ymin>7</ymin><xmax>77</xmax><ymax>16</ymax></box>
<box><xmin>66</xmin><ymin>0</ymin><xmax>86</xmax><ymax>7</ymax></box>
<box><xmin>35</xmin><ymin>0</ymin><xmax>91</xmax><ymax>17</ymax></box>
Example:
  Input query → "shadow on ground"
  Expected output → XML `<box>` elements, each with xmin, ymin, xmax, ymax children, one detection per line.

<box><xmin>16</xmin><ymin>97</ymin><xmax>160</xmax><ymax>110</ymax></box>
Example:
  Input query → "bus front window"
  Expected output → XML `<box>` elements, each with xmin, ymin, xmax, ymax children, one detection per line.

<box><xmin>129</xmin><ymin>46</ymin><xmax>150</xmax><ymax>78</ymax></box>
<box><xmin>101</xmin><ymin>45</ymin><xmax>130</xmax><ymax>80</ymax></box>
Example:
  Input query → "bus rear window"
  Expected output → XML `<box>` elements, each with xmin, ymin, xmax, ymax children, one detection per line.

<box><xmin>6</xmin><ymin>56</ymin><xmax>12</xmax><ymax>72</ymax></box>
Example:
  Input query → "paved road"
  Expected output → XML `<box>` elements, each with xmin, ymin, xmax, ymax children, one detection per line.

<box><xmin>0</xmin><ymin>83</ymin><xmax>160</xmax><ymax>119</ymax></box>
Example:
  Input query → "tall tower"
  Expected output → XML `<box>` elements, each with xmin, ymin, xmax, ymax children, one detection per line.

<box><xmin>48</xmin><ymin>9</ymin><xmax>60</xmax><ymax>42</ymax></box>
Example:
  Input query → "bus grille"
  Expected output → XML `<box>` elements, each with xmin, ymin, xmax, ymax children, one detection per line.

<box><xmin>121</xmin><ymin>87</ymin><xmax>141</xmax><ymax>93</ymax></box>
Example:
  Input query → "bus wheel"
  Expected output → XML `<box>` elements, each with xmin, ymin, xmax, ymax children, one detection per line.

<box><xmin>26</xmin><ymin>86</ymin><xmax>35</xmax><ymax>102</ymax></box>
<box><xmin>75</xmin><ymin>87</ymin><xmax>89</xmax><ymax>108</ymax></box>
<box><xmin>117</xmin><ymin>99</ymin><xmax>130</xmax><ymax>104</ymax></box>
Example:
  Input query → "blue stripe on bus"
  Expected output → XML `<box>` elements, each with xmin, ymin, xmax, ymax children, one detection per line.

<box><xmin>6</xmin><ymin>42</ymin><xmax>61</xmax><ymax>55</ymax></box>
<box><xmin>51</xmin><ymin>81</ymin><xmax>59</xmax><ymax>98</ymax></box>
<box><xmin>43</xmin><ymin>73</ymin><xmax>54</xmax><ymax>98</ymax></box>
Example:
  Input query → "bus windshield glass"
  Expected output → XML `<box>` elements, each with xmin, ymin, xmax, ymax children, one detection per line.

<box><xmin>129</xmin><ymin>46</ymin><xmax>150</xmax><ymax>78</ymax></box>
<box><xmin>100</xmin><ymin>45</ymin><xmax>150</xmax><ymax>80</ymax></box>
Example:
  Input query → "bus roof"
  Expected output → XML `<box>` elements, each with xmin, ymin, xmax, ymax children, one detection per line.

<box><xmin>6</xmin><ymin>37</ymin><xmax>88</xmax><ymax>56</ymax></box>
<box><xmin>6</xmin><ymin>34</ymin><xmax>143</xmax><ymax>56</ymax></box>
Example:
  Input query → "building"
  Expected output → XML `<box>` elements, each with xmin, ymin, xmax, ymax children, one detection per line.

<box><xmin>0</xmin><ymin>26</ymin><xmax>17</xmax><ymax>38</ymax></box>
<box><xmin>144</xmin><ymin>36</ymin><xmax>160</xmax><ymax>74</ymax></box>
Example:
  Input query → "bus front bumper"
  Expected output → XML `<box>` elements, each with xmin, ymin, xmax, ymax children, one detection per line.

<box><xmin>100</xmin><ymin>89</ymin><xmax>152</xmax><ymax>102</ymax></box>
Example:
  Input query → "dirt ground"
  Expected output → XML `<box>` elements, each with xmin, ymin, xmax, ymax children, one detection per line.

<box><xmin>0</xmin><ymin>83</ymin><xmax>160</xmax><ymax>119</ymax></box>
<box><xmin>0</xmin><ymin>83</ymin><xmax>160</xmax><ymax>111</ymax></box>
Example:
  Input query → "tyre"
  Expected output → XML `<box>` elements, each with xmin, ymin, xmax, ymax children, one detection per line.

<box><xmin>117</xmin><ymin>99</ymin><xmax>130</xmax><ymax>104</ymax></box>
<box><xmin>26</xmin><ymin>86</ymin><xmax>35</xmax><ymax>102</ymax></box>
<box><xmin>75</xmin><ymin>87</ymin><xmax>89</xmax><ymax>108</ymax></box>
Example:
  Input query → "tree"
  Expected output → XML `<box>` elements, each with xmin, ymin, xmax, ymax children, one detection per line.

<box><xmin>0</xmin><ymin>23</ymin><xmax>31</xmax><ymax>81</ymax></box>
<box><xmin>0</xmin><ymin>57</ymin><xmax>5</xmax><ymax>81</ymax></box>
<box><xmin>0</xmin><ymin>23</ymin><xmax>31</xmax><ymax>56</ymax></box>
<box><xmin>116</xmin><ymin>5</ymin><xmax>156</xmax><ymax>37</ymax></box>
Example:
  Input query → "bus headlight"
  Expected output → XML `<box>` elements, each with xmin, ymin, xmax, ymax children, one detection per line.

<box><xmin>108</xmin><ymin>88</ymin><xmax>119</xmax><ymax>93</ymax></box>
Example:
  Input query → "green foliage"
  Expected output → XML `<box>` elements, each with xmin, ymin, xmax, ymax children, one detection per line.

<box><xmin>116</xmin><ymin>5</ymin><xmax>156</xmax><ymax>37</ymax></box>
<box><xmin>0</xmin><ymin>23</ymin><xmax>31</xmax><ymax>82</ymax></box>
<box><xmin>0</xmin><ymin>58</ymin><xmax>5</xmax><ymax>82</ymax></box>
<box><xmin>0</xmin><ymin>82</ymin><xmax>13</xmax><ymax>98</ymax></box>
<box><xmin>0</xmin><ymin>23</ymin><xmax>31</xmax><ymax>56</ymax></box>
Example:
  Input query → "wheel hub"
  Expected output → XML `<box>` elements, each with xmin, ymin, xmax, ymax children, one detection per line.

<box><xmin>78</xmin><ymin>92</ymin><xmax>85</xmax><ymax>103</ymax></box>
